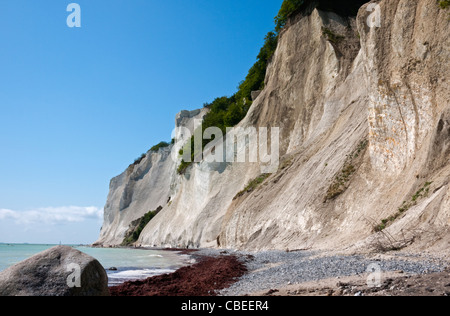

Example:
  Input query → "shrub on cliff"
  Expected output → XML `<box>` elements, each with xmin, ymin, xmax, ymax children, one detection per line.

<box><xmin>150</xmin><ymin>141</ymin><xmax>170</xmax><ymax>152</ymax></box>
<box><xmin>133</xmin><ymin>153</ymin><xmax>146</xmax><ymax>166</ymax></box>
<box><xmin>439</xmin><ymin>0</ymin><xmax>450</xmax><ymax>9</ymax></box>
<box><xmin>275</xmin><ymin>0</ymin><xmax>305</xmax><ymax>33</ymax></box>
<box><xmin>275</xmin><ymin>0</ymin><xmax>369</xmax><ymax>33</ymax></box>
<box><xmin>234</xmin><ymin>173</ymin><xmax>272</xmax><ymax>200</ymax></box>
<box><xmin>237</xmin><ymin>31</ymin><xmax>278</xmax><ymax>102</ymax></box>
<box><xmin>224</xmin><ymin>102</ymin><xmax>245</xmax><ymax>127</ymax></box>
<box><xmin>122</xmin><ymin>207</ymin><xmax>162</xmax><ymax>245</ymax></box>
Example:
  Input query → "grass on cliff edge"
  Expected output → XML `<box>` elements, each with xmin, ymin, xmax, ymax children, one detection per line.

<box><xmin>324</xmin><ymin>140</ymin><xmax>368</xmax><ymax>202</ymax></box>
<box><xmin>374</xmin><ymin>182</ymin><xmax>433</xmax><ymax>233</ymax></box>
<box><xmin>234</xmin><ymin>173</ymin><xmax>272</xmax><ymax>200</ymax></box>
<box><xmin>321</xmin><ymin>27</ymin><xmax>345</xmax><ymax>44</ymax></box>
<box><xmin>439</xmin><ymin>0</ymin><xmax>450</xmax><ymax>9</ymax></box>
<box><xmin>150</xmin><ymin>141</ymin><xmax>171</xmax><ymax>152</ymax></box>
<box><xmin>122</xmin><ymin>207</ymin><xmax>162</xmax><ymax>246</ymax></box>
<box><xmin>131</xmin><ymin>140</ymin><xmax>173</xmax><ymax>168</ymax></box>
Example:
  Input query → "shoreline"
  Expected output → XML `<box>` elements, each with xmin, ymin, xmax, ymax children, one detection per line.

<box><xmin>108</xmin><ymin>248</ymin><xmax>450</xmax><ymax>296</ymax></box>
<box><xmin>2</xmin><ymin>244</ymin><xmax>449</xmax><ymax>296</ymax></box>
<box><xmin>99</xmin><ymin>247</ymin><xmax>196</xmax><ymax>287</ymax></box>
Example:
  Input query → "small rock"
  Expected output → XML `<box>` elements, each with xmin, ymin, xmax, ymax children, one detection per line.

<box><xmin>108</xmin><ymin>267</ymin><xmax>118</xmax><ymax>271</ymax></box>
<box><xmin>265</xmin><ymin>289</ymin><xmax>279</xmax><ymax>296</ymax></box>
<box><xmin>354</xmin><ymin>291</ymin><xmax>363</xmax><ymax>297</ymax></box>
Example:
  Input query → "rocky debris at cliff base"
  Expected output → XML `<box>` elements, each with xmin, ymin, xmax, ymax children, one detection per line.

<box><xmin>0</xmin><ymin>246</ymin><xmax>110</xmax><ymax>296</ymax></box>
<box><xmin>263</xmin><ymin>268</ymin><xmax>450</xmax><ymax>297</ymax></box>
<box><xmin>109</xmin><ymin>249</ymin><xmax>450</xmax><ymax>296</ymax></box>
<box><xmin>338</xmin><ymin>269</ymin><xmax>450</xmax><ymax>296</ymax></box>
<box><xmin>109</xmin><ymin>255</ymin><xmax>247</xmax><ymax>296</ymax></box>
<box><xmin>196</xmin><ymin>249</ymin><xmax>450</xmax><ymax>296</ymax></box>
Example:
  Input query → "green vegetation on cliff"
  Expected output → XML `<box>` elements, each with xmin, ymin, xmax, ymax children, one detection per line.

<box><xmin>439</xmin><ymin>0</ymin><xmax>450</xmax><ymax>9</ymax></box>
<box><xmin>177</xmin><ymin>0</ymin><xmax>366</xmax><ymax>174</ymax></box>
<box><xmin>177</xmin><ymin>5</ymin><xmax>285</xmax><ymax>174</ymax></box>
<box><xmin>150</xmin><ymin>141</ymin><xmax>170</xmax><ymax>152</ymax></box>
<box><xmin>275</xmin><ymin>0</ymin><xmax>305</xmax><ymax>33</ymax></box>
<box><xmin>178</xmin><ymin>30</ymin><xmax>278</xmax><ymax>174</ymax></box>
<box><xmin>324</xmin><ymin>140</ymin><xmax>368</xmax><ymax>202</ymax></box>
<box><xmin>275</xmin><ymin>0</ymin><xmax>368</xmax><ymax>33</ymax></box>
<box><xmin>131</xmin><ymin>141</ymin><xmax>172</xmax><ymax>168</ymax></box>
<box><xmin>132</xmin><ymin>153</ymin><xmax>146</xmax><ymax>166</ymax></box>
<box><xmin>374</xmin><ymin>182</ymin><xmax>433</xmax><ymax>232</ymax></box>
<box><xmin>234</xmin><ymin>173</ymin><xmax>272</xmax><ymax>200</ymax></box>
<box><xmin>122</xmin><ymin>207</ymin><xmax>162</xmax><ymax>246</ymax></box>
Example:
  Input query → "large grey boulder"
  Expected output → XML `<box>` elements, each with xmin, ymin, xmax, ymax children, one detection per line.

<box><xmin>0</xmin><ymin>246</ymin><xmax>109</xmax><ymax>296</ymax></box>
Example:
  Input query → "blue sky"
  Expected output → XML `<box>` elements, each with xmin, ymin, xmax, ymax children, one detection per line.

<box><xmin>0</xmin><ymin>0</ymin><xmax>283</xmax><ymax>244</ymax></box>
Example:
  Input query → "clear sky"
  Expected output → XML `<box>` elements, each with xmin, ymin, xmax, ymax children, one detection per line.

<box><xmin>0</xmin><ymin>0</ymin><xmax>283</xmax><ymax>244</ymax></box>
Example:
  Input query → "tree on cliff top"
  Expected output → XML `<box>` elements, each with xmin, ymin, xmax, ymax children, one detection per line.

<box><xmin>275</xmin><ymin>0</ymin><xmax>369</xmax><ymax>33</ymax></box>
<box><xmin>178</xmin><ymin>0</ymin><xmax>367</xmax><ymax>175</ymax></box>
<box><xmin>275</xmin><ymin>0</ymin><xmax>305</xmax><ymax>33</ymax></box>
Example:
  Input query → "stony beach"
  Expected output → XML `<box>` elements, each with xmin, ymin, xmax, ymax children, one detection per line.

<box><xmin>109</xmin><ymin>248</ymin><xmax>450</xmax><ymax>296</ymax></box>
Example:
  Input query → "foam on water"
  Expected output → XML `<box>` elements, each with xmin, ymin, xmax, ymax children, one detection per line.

<box><xmin>107</xmin><ymin>268</ymin><xmax>176</xmax><ymax>286</ymax></box>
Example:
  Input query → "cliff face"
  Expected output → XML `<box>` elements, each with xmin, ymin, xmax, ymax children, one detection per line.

<box><xmin>95</xmin><ymin>109</ymin><xmax>208</xmax><ymax>246</ymax></box>
<box><xmin>97</xmin><ymin>0</ymin><xmax>450</xmax><ymax>253</ymax></box>
<box><xmin>363</xmin><ymin>0</ymin><xmax>449</xmax><ymax>176</ymax></box>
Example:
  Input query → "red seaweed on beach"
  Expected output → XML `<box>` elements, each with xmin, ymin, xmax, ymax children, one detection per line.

<box><xmin>109</xmin><ymin>255</ymin><xmax>247</xmax><ymax>296</ymax></box>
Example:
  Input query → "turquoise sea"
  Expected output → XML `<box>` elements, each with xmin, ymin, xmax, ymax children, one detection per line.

<box><xmin>0</xmin><ymin>244</ymin><xmax>191</xmax><ymax>286</ymax></box>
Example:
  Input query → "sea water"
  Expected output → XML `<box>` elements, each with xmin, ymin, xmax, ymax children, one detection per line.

<box><xmin>0</xmin><ymin>244</ymin><xmax>191</xmax><ymax>286</ymax></box>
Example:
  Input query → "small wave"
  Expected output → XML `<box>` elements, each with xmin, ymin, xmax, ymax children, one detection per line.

<box><xmin>107</xmin><ymin>268</ymin><xmax>175</xmax><ymax>286</ymax></box>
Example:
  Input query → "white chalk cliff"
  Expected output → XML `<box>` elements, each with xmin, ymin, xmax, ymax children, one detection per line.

<box><xmin>96</xmin><ymin>0</ymin><xmax>450</xmax><ymax>254</ymax></box>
